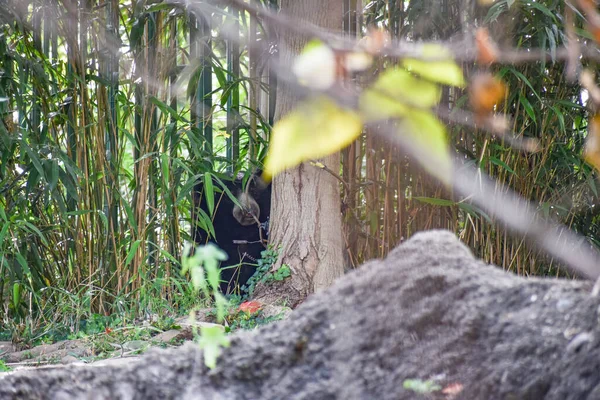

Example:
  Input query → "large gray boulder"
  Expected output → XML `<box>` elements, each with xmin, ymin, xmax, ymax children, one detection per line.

<box><xmin>2</xmin><ymin>230</ymin><xmax>600</xmax><ymax>399</ymax></box>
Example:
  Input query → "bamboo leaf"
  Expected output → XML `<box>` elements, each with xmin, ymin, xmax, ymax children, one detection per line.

<box><xmin>502</xmin><ymin>66</ymin><xmax>541</xmax><ymax>102</ymax></box>
<box><xmin>488</xmin><ymin>156</ymin><xmax>516</xmax><ymax>175</ymax></box>
<box><xmin>0</xmin><ymin>204</ymin><xmax>7</xmax><ymax>222</ymax></box>
<box><xmin>413</xmin><ymin>196</ymin><xmax>455</xmax><ymax>206</ymax></box>
<box><xmin>149</xmin><ymin>96</ymin><xmax>180</xmax><ymax>120</ymax></box>
<box><xmin>46</xmin><ymin>160</ymin><xmax>59</xmax><ymax>192</ymax></box>
<box><xmin>0</xmin><ymin>223</ymin><xmax>9</xmax><ymax>246</ymax></box>
<box><xmin>519</xmin><ymin>94</ymin><xmax>536</xmax><ymax>123</ymax></box>
<box><xmin>13</xmin><ymin>282</ymin><xmax>21</xmax><ymax>310</ymax></box>
<box><xmin>22</xmin><ymin>222</ymin><xmax>48</xmax><ymax>246</ymax></box>
<box><xmin>204</xmin><ymin>172</ymin><xmax>215</xmax><ymax>216</ymax></box>
<box><xmin>196</xmin><ymin>208</ymin><xmax>216</xmax><ymax>240</ymax></box>
<box><xmin>458</xmin><ymin>202</ymin><xmax>492</xmax><ymax>222</ymax></box>
<box><xmin>176</xmin><ymin>175</ymin><xmax>202</xmax><ymax>206</ymax></box>
<box><xmin>528</xmin><ymin>2</ymin><xmax>558</xmax><ymax>23</ymax></box>
<box><xmin>125</xmin><ymin>240</ymin><xmax>142</xmax><ymax>267</ymax></box>
<box><xmin>22</xmin><ymin>142</ymin><xmax>44</xmax><ymax>179</ymax></box>
<box><xmin>15</xmin><ymin>253</ymin><xmax>30</xmax><ymax>275</ymax></box>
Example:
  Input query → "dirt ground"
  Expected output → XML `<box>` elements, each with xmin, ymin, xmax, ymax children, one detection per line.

<box><xmin>2</xmin><ymin>230</ymin><xmax>600</xmax><ymax>399</ymax></box>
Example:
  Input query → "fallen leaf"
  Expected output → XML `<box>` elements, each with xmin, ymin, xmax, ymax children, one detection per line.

<box><xmin>238</xmin><ymin>301</ymin><xmax>263</xmax><ymax>315</ymax></box>
<box><xmin>442</xmin><ymin>382</ymin><xmax>464</xmax><ymax>395</ymax></box>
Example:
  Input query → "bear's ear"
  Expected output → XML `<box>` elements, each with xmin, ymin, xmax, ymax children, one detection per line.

<box><xmin>251</xmin><ymin>170</ymin><xmax>269</xmax><ymax>191</ymax></box>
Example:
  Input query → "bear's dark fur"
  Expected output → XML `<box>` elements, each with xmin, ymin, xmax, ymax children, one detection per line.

<box><xmin>192</xmin><ymin>171</ymin><xmax>271</xmax><ymax>295</ymax></box>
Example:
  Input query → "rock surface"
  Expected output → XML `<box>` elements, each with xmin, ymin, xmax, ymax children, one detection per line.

<box><xmin>2</xmin><ymin>230</ymin><xmax>600</xmax><ymax>399</ymax></box>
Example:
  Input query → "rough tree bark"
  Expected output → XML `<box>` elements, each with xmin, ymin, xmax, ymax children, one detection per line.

<box><xmin>255</xmin><ymin>0</ymin><xmax>346</xmax><ymax>306</ymax></box>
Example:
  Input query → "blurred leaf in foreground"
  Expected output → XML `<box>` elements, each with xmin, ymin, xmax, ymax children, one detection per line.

<box><xmin>264</xmin><ymin>97</ymin><xmax>362</xmax><ymax>179</ymax></box>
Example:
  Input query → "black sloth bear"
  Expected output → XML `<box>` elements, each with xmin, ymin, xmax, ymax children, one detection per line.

<box><xmin>192</xmin><ymin>171</ymin><xmax>271</xmax><ymax>295</ymax></box>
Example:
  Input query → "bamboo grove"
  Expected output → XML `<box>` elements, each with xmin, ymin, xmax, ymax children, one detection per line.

<box><xmin>0</xmin><ymin>0</ymin><xmax>597</xmax><ymax>332</ymax></box>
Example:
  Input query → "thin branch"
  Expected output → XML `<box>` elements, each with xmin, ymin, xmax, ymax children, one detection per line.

<box><xmin>181</xmin><ymin>0</ymin><xmax>600</xmax><ymax>280</ymax></box>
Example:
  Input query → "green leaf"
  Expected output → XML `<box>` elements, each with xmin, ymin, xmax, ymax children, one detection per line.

<box><xmin>176</xmin><ymin>175</ymin><xmax>201</xmax><ymax>206</ymax></box>
<box><xmin>549</xmin><ymin>106</ymin><xmax>565</xmax><ymax>134</ymax></box>
<box><xmin>457</xmin><ymin>202</ymin><xmax>492</xmax><ymax>222</ymax></box>
<box><xmin>15</xmin><ymin>253</ymin><xmax>30</xmax><ymax>275</ymax></box>
<box><xmin>204</xmin><ymin>172</ymin><xmax>215</xmax><ymax>216</ymax></box>
<box><xmin>198</xmin><ymin>325</ymin><xmax>229</xmax><ymax>369</ymax></box>
<box><xmin>195</xmin><ymin>207</ymin><xmax>216</xmax><ymax>240</ymax></box>
<box><xmin>402</xmin><ymin>45</ymin><xmax>465</xmax><ymax>88</ymax></box>
<box><xmin>46</xmin><ymin>160</ymin><xmax>59</xmax><ymax>192</ymax></box>
<box><xmin>303</xmin><ymin>39</ymin><xmax>325</xmax><ymax>53</ymax></box>
<box><xmin>502</xmin><ymin>67</ymin><xmax>541</xmax><ymax>102</ymax></box>
<box><xmin>125</xmin><ymin>240</ymin><xmax>142</xmax><ymax>267</ymax></box>
<box><xmin>213</xmin><ymin>292</ymin><xmax>229</xmax><ymax>322</ymax></box>
<box><xmin>0</xmin><ymin>222</ymin><xmax>9</xmax><ymax>245</ymax></box>
<box><xmin>403</xmin><ymin>379</ymin><xmax>442</xmax><ymax>394</ymax></box>
<box><xmin>264</xmin><ymin>96</ymin><xmax>362</xmax><ymax>178</ymax></box>
<box><xmin>360</xmin><ymin>68</ymin><xmax>440</xmax><ymax>121</ymax></box>
<box><xmin>22</xmin><ymin>221</ymin><xmax>48</xmax><ymax>245</ymax></box>
<box><xmin>202</xmin><ymin>244</ymin><xmax>227</xmax><ymax>291</ymax></box>
<box><xmin>12</xmin><ymin>282</ymin><xmax>21</xmax><ymax>310</ymax></box>
<box><xmin>399</xmin><ymin>110</ymin><xmax>452</xmax><ymax>185</ymax></box>
<box><xmin>158</xmin><ymin>248</ymin><xmax>180</xmax><ymax>266</ymax></box>
<box><xmin>0</xmin><ymin>204</ymin><xmax>7</xmax><ymax>222</ymax></box>
<box><xmin>528</xmin><ymin>2</ymin><xmax>558</xmax><ymax>23</ymax></box>
<box><xmin>22</xmin><ymin>142</ymin><xmax>44</xmax><ymax>179</ymax></box>
<box><xmin>413</xmin><ymin>196</ymin><xmax>455</xmax><ymax>206</ymax></box>
<box><xmin>149</xmin><ymin>96</ymin><xmax>179</xmax><ymax>120</ymax></box>
<box><xmin>182</xmin><ymin>243</ymin><xmax>228</xmax><ymax>295</ymax></box>
<box><xmin>518</xmin><ymin>94</ymin><xmax>536</xmax><ymax>123</ymax></box>
<box><xmin>488</xmin><ymin>156</ymin><xmax>516</xmax><ymax>175</ymax></box>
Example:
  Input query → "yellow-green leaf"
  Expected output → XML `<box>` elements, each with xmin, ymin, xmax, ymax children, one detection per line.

<box><xmin>198</xmin><ymin>325</ymin><xmax>229</xmax><ymax>369</ymax></box>
<box><xmin>264</xmin><ymin>97</ymin><xmax>362</xmax><ymax>179</ymax></box>
<box><xmin>402</xmin><ymin>44</ymin><xmax>466</xmax><ymax>88</ymax></box>
<box><xmin>360</xmin><ymin>68</ymin><xmax>441</xmax><ymax>122</ymax></box>
<box><xmin>399</xmin><ymin>110</ymin><xmax>452</xmax><ymax>185</ymax></box>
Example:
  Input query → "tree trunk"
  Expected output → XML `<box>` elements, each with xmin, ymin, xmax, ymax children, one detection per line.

<box><xmin>255</xmin><ymin>0</ymin><xmax>345</xmax><ymax>307</ymax></box>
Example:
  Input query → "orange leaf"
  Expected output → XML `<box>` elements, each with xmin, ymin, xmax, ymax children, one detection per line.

<box><xmin>442</xmin><ymin>382</ymin><xmax>463</xmax><ymax>395</ymax></box>
<box><xmin>475</xmin><ymin>28</ymin><xmax>499</xmax><ymax>65</ymax></box>
<box><xmin>469</xmin><ymin>73</ymin><xmax>507</xmax><ymax>116</ymax></box>
<box><xmin>238</xmin><ymin>301</ymin><xmax>263</xmax><ymax>315</ymax></box>
<box><xmin>587</xmin><ymin>21</ymin><xmax>600</xmax><ymax>44</ymax></box>
<box><xmin>585</xmin><ymin>114</ymin><xmax>600</xmax><ymax>173</ymax></box>
<box><xmin>359</xmin><ymin>27</ymin><xmax>391</xmax><ymax>54</ymax></box>
<box><xmin>576</xmin><ymin>0</ymin><xmax>597</xmax><ymax>13</ymax></box>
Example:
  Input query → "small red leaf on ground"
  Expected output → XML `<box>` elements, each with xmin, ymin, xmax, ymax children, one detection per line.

<box><xmin>442</xmin><ymin>382</ymin><xmax>464</xmax><ymax>398</ymax></box>
<box><xmin>238</xmin><ymin>301</ymin><xmax>262</xmax><ymax>314</ymax></box>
